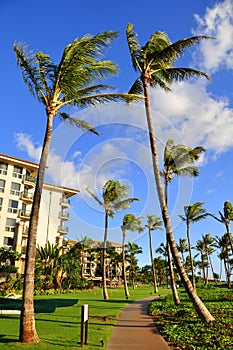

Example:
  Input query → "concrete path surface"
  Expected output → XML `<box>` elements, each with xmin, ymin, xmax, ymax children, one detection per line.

<box><xmin>106</xmin><ymin>297</ymin><xmax>171</xmax><ymax>350</ymax></box>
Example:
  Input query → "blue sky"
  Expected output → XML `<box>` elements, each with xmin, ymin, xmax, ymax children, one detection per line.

<box><xmin>1</xmin><ymin>0</ymin><xmax>233</xmax><ymax>274</ymax></box>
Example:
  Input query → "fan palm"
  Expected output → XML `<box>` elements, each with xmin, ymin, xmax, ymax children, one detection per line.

<box><xmin>126</xmin><ymin>23</ymin><xmax>215</xmax><ymax>322</ymax></box>
<box><xmin>121</xmin><ymin>214</ymin><xmax>144</xmax><ymax>298</ymax></box>
<box><xmin>179</xmin><ymin>202</ymin><xmax>207</xmax><ymax>290</ymax></box>
<box><xmin>145</xmin><ymin>214</ymin><xmax>163</xmax><ymax>293</ymax></box>
<box><xmin>15</xmin><ymin>31</ymin><xmax>142</xmax><ymax>343</ymax></box>
<box><xmin>86</xmin><ymin>180</ymin><xmax>139</xmax><ymax>300</ymax></box>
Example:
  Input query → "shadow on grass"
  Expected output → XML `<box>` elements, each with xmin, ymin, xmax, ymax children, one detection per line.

<box><xmin>0</xmin><ymin>298</ymin><xmax>79</xmax><ymax>313</ymax></box>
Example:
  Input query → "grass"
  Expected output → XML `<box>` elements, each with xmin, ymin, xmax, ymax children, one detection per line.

<box><xmin>148</xmin><ymin>283</ymin><xmax>233</xmax><ymax>350</ymax></box>
<box><xmin>0</xmin><ymin>284</ymin><xmax>166</xmax><ymax>349</ymax></box>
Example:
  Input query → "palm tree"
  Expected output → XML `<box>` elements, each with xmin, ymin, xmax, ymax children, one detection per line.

<box><xmin>153</xmin><ymin>257</ymin><xmax>167</xmax><ymax>286</ymax></box>
<box><xmin>155</xmin><ymin>242</ymin><xmax>169</xmax><ymax>287</ymax></box>
<box><xmin>15</xmin><ymin>32</ymin><xmax>142</xmax><ymax>343</ymax></box>
<box><xmin>121</xmin><ymin>214</ymin><xmax>144</xmax><ymax>298</ymax></box>
<box><xmin>202</xmin><ymin>233</ymin><xmax>218</xmax><ymax>285</ymax></box>
<box><xmin>86</xmin><ymin>180</ymin><xmax>139</xmax><ymax>300</ymax></box>
<box><xmin>126</xmin><ymin>241</ymin><xmax>143</xmax><ymax>290</ymax></box>
<box><xmin>207</xmin><ymin>201</ymin><xmax>233</xmax><ymax>255</ymax></box>
<box><xmin>145</xmin><ymin>214</ymin><xmax>163</xmax><ymax>293</ymax></box>
<box><xmin>179</xmin><ymin>202</ymin><xmax>207</xmax><ymax>290</ymax></box>
<box><xmin>177</xmin><ymin>238</ymin><xmax>189</xmax><ymax>265</ymax></box>
<box><xmin>215</xmin><ymin>234</ymin><xmax>232</xmax><ymax>288</ymax></box>
<box><xmin>126</xmin><ymin>23</ymin><xmax>215</xmax><ymax>322</ymax></box>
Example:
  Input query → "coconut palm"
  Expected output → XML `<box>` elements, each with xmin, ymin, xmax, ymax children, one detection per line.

<box><xmin>15</xmin><ymin>32</ymin><xmax>142</xmax><ymax>343</ymax></box>
<box><xmin>86</xmin><ymin>180</ymin><xmax>139</xmax><ymax>300</ymax></box>
<box><xmin>179</xmin><ymin>202</ymin><xmax>207</xmax><ymax>290</ymax></box>
<box><xmin>215</xmin><ymin>234</ymin><xmax>232</xmax><ymax>288</ymax></box>
<box><xmin>126</xmin><ymin>241</ymin><xmax>143</xmax><ymax>290</ymax></box>
<box><xmin>207</xmin><ymin>201</ymin><xmax>233</xmax><ymax>255</ymax></box>
<box><xmin>126</xmin><ymin>23</ymin><xmax>215</xmax><ymax>322</ymax></box>
<box><xmin>121</xmin><ymin>214</ymin><xmax>144</xmax><ymax>298</ymax></box>
<box><xmin>145</xmin><ymin>214</ymin><xmax>163</xmax><ymax>293</ymax></box>
<box><xmin>177</xmin><ymin>238</ymin><xmax>189</xmax><ymax>265</ymax></box>
<box><xmin>202</xmin><ymin>233</ymin><xmax>218</xmax><ymax>285</ymax></box>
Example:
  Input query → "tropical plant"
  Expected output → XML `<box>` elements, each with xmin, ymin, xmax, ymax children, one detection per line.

<box><xmin>207</xmin><ymin>200</ymin><xmax>233</xmax><ymax>255</ymax></box>
<box><xmin>0</xmin><ymin>247</ymin><xmax>21</xmax><ymax>272</ymax></box>
<box><xmin>153</xmin><ymin>257</ymin><xmax>167</xmax><ymax>286</ymax></box>
<box><xmin>126</xmin><ymin>23</ymin><xmax>215</xmax><ymax>322</ymax></box>
<box><xmin>179</xmin><ymin>202</ymin><xmax>207</xmax><ymax>290</ymax></box>
<box><xmin>121</xmin><ymin>214</ymin><xmax>144</xmax><ymax>298</ymax></box>
<box><xmin>201</xmin><ymin>233</ymin><xmax>218</xmax><ymax>285</ymax></box>
<box><xmin>215</xmin><ymin>234</ymin><xmax>232</xmax><ymax>288</ymax></box>
<box><xmin>86</xmin><ymin>180</ymin><xmax>139</xmax><ymax>300</ymax></box>
<box><xmin>177</xmin><ymin>238</ymin><xmax>189</xmax><ymax>265</ymax></box>
<box><xmin>126</xmin><ymin>241</ymin><xmax>143</xmax><ymax>290</ymax></box>
<box><xmin>145</xmin><ymin>214</ymin><xmax>163</xmax><ymax>293</ymax></box>
<box><xmin>14</xmin><ymin>31</ymin><xmax>142</xmax><ymax>343</ymax></box>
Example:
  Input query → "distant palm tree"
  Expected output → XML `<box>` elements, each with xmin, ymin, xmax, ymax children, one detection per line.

<box><xmin>202</xmin><ymin>233</ymin><xmax>218</xmax><ymax>285</ymax></box>
<box><xmin>179</xmin><ymin>202</ymin><xmax>207</xmax><ymax>290</ymax></box>
<box><xmin>126</xmin><ymin>23</ymin><xmax>215</xmax><ymax>322</ymax></box>
<box><xmin>145</xmin><ymin>214</ymin><xmax>163</xmax><ymax>293</ymax></box>
<box><xmin>177</xmin><ymin>238</ymin><xmax>189</xmax><ymax>265</ymax></box>
<box><xmin>207</xmin><ymin>201</ymin><xmax>233</xmax><ymax>255</ymax></box>
<box><xmin>15</xmin><ymin>32</ymin><xmax>142</xmax><ymax>343</ymax></box>
<box><xmin>86</xmin><ymin>180</ymin><xmax>139</xmax><ymax>300</ymax></box>
<box><xmin>214</xmin><ymin>234</ymin><xmax>231</xmax><ymax>288</ymax></box>
<box><xmin>121</xmin><ymin>214</ymin><xmax>144</xmax><ymax>298</ymax></box>
<box><xmin>126</xmin><ymin>241</ymin><xmax>143</xmax><ymax>290</ymax></box>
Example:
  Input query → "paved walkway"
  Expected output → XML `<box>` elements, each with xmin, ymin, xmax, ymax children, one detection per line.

<box><xmin>106</xmin><ymin>297</ymin><xmax>171</xmax><ymax>350</ymax></box>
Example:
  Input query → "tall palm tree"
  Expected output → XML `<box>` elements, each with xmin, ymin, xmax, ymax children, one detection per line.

<box><xmin>15</xmin><ymin>32</ymin><xmax>142</xmax><ymax>343</ymax></box>
<box><xmin>145</xmin><ymin>214</ymin><xmax>163</xmax><ymax>293</ymax></box>
<box><xmin>86</xmin><ymin>180</ymin><xmax>139</xmax><ymax>300</ymax></box>
<box><xmin>179</xmin><ymin>202</ymin><xmax>207</xmax><ymax>290</ymax></box>
<box><xmin>177</xmin><ymin>238</ymin><xmax>189</xmax><ymax>265</ymax></box>
<box><xmin>214</xmin><ymin>234</ymin><xmax>232</xmax><ymax>288</ymax></box>
<box><xmin>121</xmin><ymin>214</ymin><xmax>144</xmax><ymax>298</ymax></box>
<box><xmin>126</xmin><ymin>23</ymin><xmax>215</xmax><ymax>322</ymax></box>
<box><xmin>207</xmin><ymin>200</ymin><xmax>233</xmax><ymax>255</ymax></box>
<box><xmin>202</xmin><ymin>233</ymin><xmax>218</xmax><ymax>285</ymax></box>
<box><xmin>126</xmin><ymin>241</ymin><xmax>143</xmax><ymax>290</ymax></box>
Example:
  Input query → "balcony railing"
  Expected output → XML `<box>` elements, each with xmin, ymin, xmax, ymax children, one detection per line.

<box><xmin>59</xmin><ymin>198</ymin><xmax>70</xmax><ymax>208</ymax></box>
<box><xmin>18</xmin><ymin>209</ymin><xmax>31</xmax><ymax>220</ymax></box>
<box><xmin>57</xmin><ymin>226</ymin><xmax>68</xmax><ymax>234</ymax></box>
<box><xmin>20</xmin><ymin>191</ymin><xmax>33</xmax><ymax>203</ymax></box>
<box><xmin>58</xmin><ymin>211</ymin><xmax>69</xmax><ymax>220</ymax></box>
<box><xmin>23</xmin><ymin>174</ymin><xmax>36</xmax><ymax>188</ymax></box>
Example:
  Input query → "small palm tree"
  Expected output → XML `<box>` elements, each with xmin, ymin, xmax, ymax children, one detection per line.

<box><xmin>179</xmin><ymin>202</ymin><xmax>207</xmax><ymax>290</ymax></box>
<box><xmin>202</xmin><ymin>233</ymin><xmax>217</xmax><ymax>285</ymax></box>
<box><xmin>86</xmin><ymin>180</ymin><xmax>139</xmax><ymax>300</ymax></box>
<box><xmin>126</xmin><ymin>241</ymin><xmax>143</xmax><ymax>290</ymax></box>
<box><xmin>177</xmin><ymin>238</ymin><xmax>189</xmax><ymax>265</ymax></box>
<box><xmin>145</xmin><ymin>215</ymin><xmax>163</xmax><ymax>293</ymax></box>
<box><xmin>126</xmin><ymin>23</ymin><xmax>215</xmax><ymax>322</ymax></box>
<box><xmin>121</xmin><ymin>214</ymin><xmax>144</xmax><ymax>298</ymax></box>
<box><xmin>215</xmin><ymin>234</ymin><xmax>231</xmax><ymax>288</ymax></box>
<box><xmin>15</xmin><ymin>32</ymin><xmax>142</xmax><ymax>343</ymax></box>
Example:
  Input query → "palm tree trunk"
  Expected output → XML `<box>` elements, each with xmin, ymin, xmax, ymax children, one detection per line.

<box><xmin>122</xmin><ymin>229</ymin><xmax>130</xmax><ymax>299</ymax></box>
<box><xmin>149</xmin><ymin>227</ymin><xmax>158</xmax><ymax>293</ymax></box>
<box><xmin>20</xmin><ymin>112</ymin><xmax>54</xmax><ymax>343</ymax></box>
<box><xmin>102</xmin><ymin>212</ymin><xmax>109</xmax><ymax>300</ymax></box>
<box><xmin>186</xmin><ymin>222</ymin><xmax>196</xmax><ymax>290</ymax></box>
<box><xmin>142</xmin><ymin>78</ymin><xmax>215</xmax><ymax>322</ymax></box>
<box><xmin>225</xmin><ymin>223</ymin><xmax>233</xmax><ymax>255</ymax></box>
<box><xmin>167</xmin><ymin>241</ymin><xmax>180</xmax><ymax>305</ymax></box>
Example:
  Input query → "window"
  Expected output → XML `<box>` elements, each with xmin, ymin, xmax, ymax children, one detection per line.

<box><xmin>8</xmin><ymin>199</ymin><xmax>18</xmax><ymax>214</ymax></box>
<box><xmin>0</xmin><ymin>162</ymin><xmax>8</xmax><ymax>175</ymax></box>
<box><xmin>5</xmin><ymin>218</ymin><xmax>16</xmax><ymax>232</ymax></box>
<box><xmin>0</xmin><ymin>179</ymin><xmax>5</xmax><ymax>193</ymax></box>
<box><xmin>13</xmin><ymin>165</ymin><xmax>23</xmax><ymax>179</ymax></box>
<box><xmin>3</xmin><ymin>236</ymin><xmax>14</xmax><ymax>247</ymax></box>
<box><xmin>0</xmin><ymin>197</ymin><xmax>3</xmax><ymax>211</ymax></box>
<box><xmin>10</xmin><ymin>182</ymin><xmax>21</xmax><ymax>196</ymax></box>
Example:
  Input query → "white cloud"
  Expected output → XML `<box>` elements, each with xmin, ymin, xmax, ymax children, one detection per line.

<box><xmin>15</xmin><ymin>133</ymin><xmax>42</xmax><ymax>161</ymax></box>
<box><xmin>193</xmin><ymin>0</ymin><xmax>233</xmax><ymax>72</ymax></box>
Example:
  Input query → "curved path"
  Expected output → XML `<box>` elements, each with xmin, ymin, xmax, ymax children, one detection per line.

<box><xmin>106</xmin><ymin>297</ymin><xmax>171</xmax><ymax>350</ymax></box>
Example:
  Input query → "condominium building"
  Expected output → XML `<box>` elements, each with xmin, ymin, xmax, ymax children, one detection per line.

<box><xmin>0</xmin><ymin>153</ymin><xmax>79</xmax><ymax>273</ymax></box>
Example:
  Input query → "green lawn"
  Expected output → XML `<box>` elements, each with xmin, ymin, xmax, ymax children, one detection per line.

<box><xmin>0</xmin><ymin>285</ymin><xmax>164</xmax><ymax>349</ymax></box>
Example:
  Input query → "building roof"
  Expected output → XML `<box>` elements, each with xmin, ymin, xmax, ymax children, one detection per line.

<box><xmin>43</xmin><ymin>182</ymin><xmax>79</xmax><ymax>197</ymax></box>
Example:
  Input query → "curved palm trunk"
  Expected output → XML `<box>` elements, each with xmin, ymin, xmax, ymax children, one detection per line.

<box><xmin>20</xmin><ymin>112</ymin><xmax>54</xmax><ymax>343</ymax></box>
<box><xmin>142</xmin><ymin>79</ymin><xmax>215</xmax><ymax>322</ymax></box>
<box><xmin>149</xmin><ymin>227</ymin><xmax>158</xmax><ymax>293</ymax></box>
<box><xmin>122</xmin><ymin>228</ymin><xmax>130</xmax><ymax>299</ymax></box>
<box><xmin>186</xmin><ymin>221</ymin><xmax>196</xmax><ymax>290</ymax></box>
<box><xmin>165</xmin><ymin>181</ymin><xmax>180</xmax><ymax>305</ymax></box>
<box><xmin>102</xmin><ymin>212</ymin><xmax>109</xmax><ymax>300</ymax></box>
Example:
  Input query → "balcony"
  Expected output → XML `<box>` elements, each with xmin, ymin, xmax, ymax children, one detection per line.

<box><xmin>20</xmin><ymin>191</ymin><xmax>33</xmax><ymax>203</ymax></box>
<box><xmin>60</xmin><ymin>198</ymin><xmax>70</xmax><ymax>208</ymax></box>
<box><xmin>22</xmin><ymin>227</ymin><xmax>29</xmax><ymax>236</ymax></box>
<box><xmin>18</xmin><ymin>209</ymin><xmax>31</xmax><ymax>221</ymax></box>
<box><xmin>21</xmin><ymin>246</ymin><xmax>27</xmax><ymax>254</ymax></box>
<box><xmin>23</xmin><ymin>174</ymin><xmax>36</xmax><ymax>188</ymax></box>
<box><xmin>57</xmin><ymin>226</ymin><xmax>68</xmax><ymax>235</ymax></box>
<box><xmin>58</xmin><ymin>211</ymin><xmax>69</xmax><ymax>221</ymax></box>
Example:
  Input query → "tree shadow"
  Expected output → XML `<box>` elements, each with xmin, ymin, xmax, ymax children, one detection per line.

<box><xmin>0</xmin><ymin>298</ymin><xmax>79</xmax><ymax>313</ymax></box>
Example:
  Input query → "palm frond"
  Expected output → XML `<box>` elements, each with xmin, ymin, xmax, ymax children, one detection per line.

<box><xmin>113</xmin><ymin>198</ymin><xmax>140</xmax><ymax>212</ymax></box>
<box><xmin>58</xmin><ymin>112</ymin><xmax>99</xmax><ymax>134</ymax></box>
<box><xmin>128</xmin><ymin>78</ymin><xmax>144</xmax><ymax>95</ymax></box>
<box><xmin>126</xmin><ymin>22</ymin><xmax>141</xmax><ymax>71</ymax></box>
<box><xmin>156</xmin><ymin>67</ymin><xmax>210</xmax><ymax>82</ymax></box>
<box><xmin>86</xmin><ymin>187</ymin><xmax>103</xmax><ymax>206</ymax></box>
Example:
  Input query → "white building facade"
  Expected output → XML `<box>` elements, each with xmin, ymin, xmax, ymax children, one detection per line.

<box><xmin>0</xmin><ymin>153</ymin><xmax>79</xmax><ymax>273</ymax></box>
